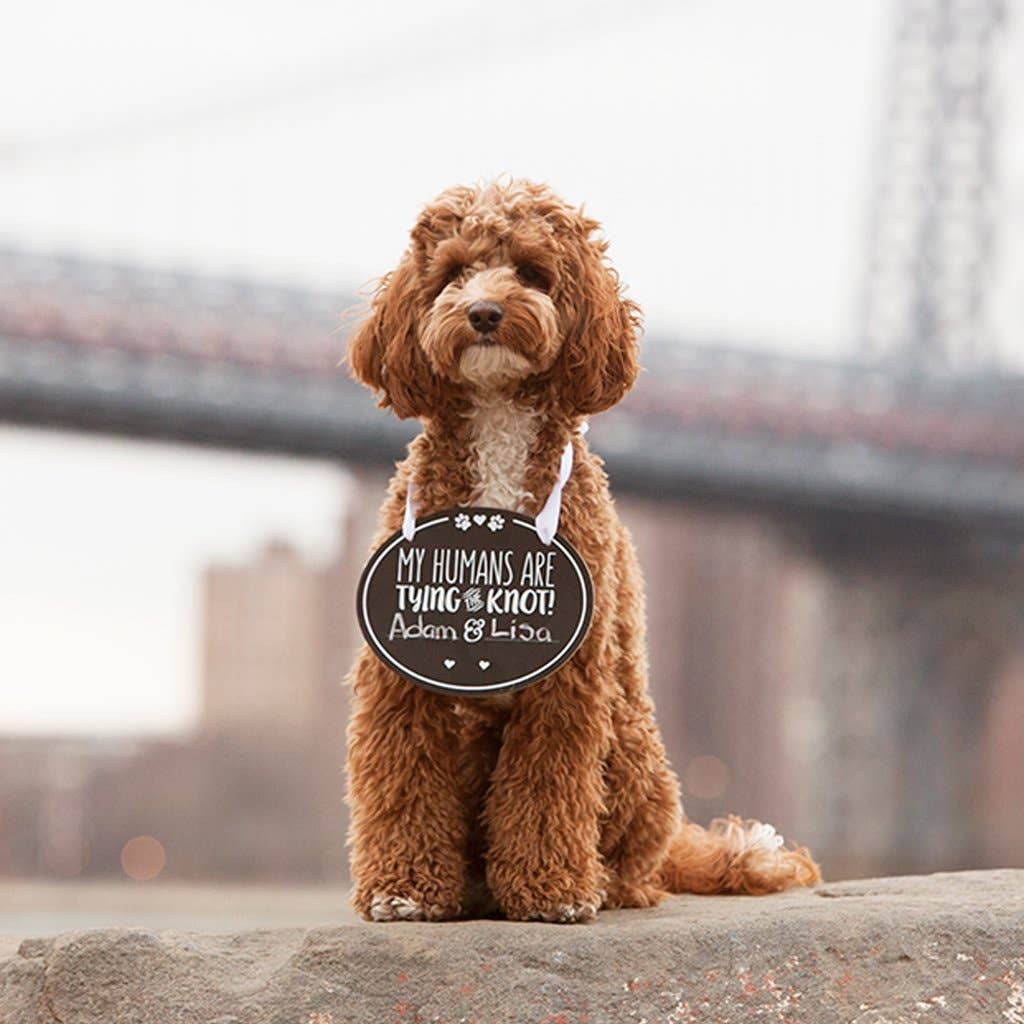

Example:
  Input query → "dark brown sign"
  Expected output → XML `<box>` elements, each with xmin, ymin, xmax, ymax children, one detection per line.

<box><xmin>356</xmin><ymin>507</ymin><xmax>593</xmax><ymax>696</ymax></box>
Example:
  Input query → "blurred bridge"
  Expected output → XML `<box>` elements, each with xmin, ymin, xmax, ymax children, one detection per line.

<box><xmin>2</xmin><ymin>246</ymin><xmax>1024</xmax><ymax>533</ymax></box>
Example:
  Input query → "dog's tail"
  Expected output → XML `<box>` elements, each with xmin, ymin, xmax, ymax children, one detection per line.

<box><xmin>656</xmin><ymin>815</ymin><xmax>821</xmax><ymax>896</ymax></box>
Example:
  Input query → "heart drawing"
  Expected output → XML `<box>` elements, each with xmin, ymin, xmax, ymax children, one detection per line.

<box><xmin>473</xmin><ymin>514</ymin><xmax>487</xmax><ymax>526</ymax></box>
<box><xmin>443</xmin><ymin>659</ymin><xmax>456</xmax><ymax>669</ymax></box>
<box><xmin>478</xmin><ymin>660</ymin><xmax>491</xmax><ymax>670</ymax></box>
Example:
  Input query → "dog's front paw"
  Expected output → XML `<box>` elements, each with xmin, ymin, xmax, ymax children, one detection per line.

<box><xmin>538</xmin><ymin>900</ymin><xmax>600</xmax><ymax>924</ymax></box>
<box><xmin>497</xmin><ymin>887</ymin><xmax>604</xmax><ymax>924</ymax></box>
<box><xmin>604</xmin><ymin>880</ymin><xmax>666</xmax><ymax>909</ymax></box>
<box><xmin>370</xmin><ymin>894</ymin><xmax>428</xmax><ymax>921</ymax></box>
<box><xmin>355</xmin><ymin>883</ymin><xmax>462</xmax><ymax>923</ymax></box>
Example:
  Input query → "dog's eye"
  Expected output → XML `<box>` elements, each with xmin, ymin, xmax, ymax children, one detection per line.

<box><xmin>442</xmin><ymin>264</ymin><xmax>465</xmax><ymax>286</ymax></box>
<box><xmin>516</xmin><ymin>263</ymin><xmax>550</xmax><ymax>291</ymax></box>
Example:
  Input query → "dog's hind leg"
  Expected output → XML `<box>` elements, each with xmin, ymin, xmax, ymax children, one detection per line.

<box><xmin>598</xmin><ymin>716</ymin><xmax>679</xmax><ymax>909</ymax></box>
<box><xmin>347</xmin><ymin>650</ymin><xmax>468</xmax><ymax>921</ymax></box>
<box><xmin>599</xmin><ymin>696</ymin><xmax>681</xmax><ymax>909</ymax></box>
<box><xmin>598</xmin><ymin>535</ymin><xmax>682</xmax><ymax>908</ymax></box>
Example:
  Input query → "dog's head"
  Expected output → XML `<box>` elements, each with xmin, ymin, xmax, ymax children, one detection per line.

<box><xmin>347</xmin><ymin>179</ymin><xmax>641</xmax><ymax>420</ymax></box>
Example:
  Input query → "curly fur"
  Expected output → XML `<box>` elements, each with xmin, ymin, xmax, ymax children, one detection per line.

<box><xmin>344</xmin><ymin>178</ymin><xmax>821</xmax><ymax>923</ymax></box>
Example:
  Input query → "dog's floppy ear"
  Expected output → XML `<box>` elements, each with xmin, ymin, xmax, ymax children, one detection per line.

<box><xmin>347</xmin><ymin>305</ymin><xmax>385</xmax><ymax>393</ymax></box>
<box><xmin>347</xmin><ymin>251</ymin><xmax>441</xmax><ymax>420</ymax></box>
<box><xmin>556</xmin><ymin>228</ymin><xmax>641</xmax><ymax>416</ymax></box>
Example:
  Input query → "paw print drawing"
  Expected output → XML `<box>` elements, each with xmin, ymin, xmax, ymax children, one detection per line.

<box><xmin>454</xmin><ymin>513</ymin><xmax>471</xmax><ymax>532</ymax></box>
<box><xmin>487</xmin><ymin>514</ymin><xmax>505</xmax><ymax>532</ymax></box>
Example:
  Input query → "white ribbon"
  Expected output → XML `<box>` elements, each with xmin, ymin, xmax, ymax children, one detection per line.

<box><xmin>535</xmin><ymin>421</ymin><xmax>588</xmax><ymax>545</ymax></box>
<box><xmin>402</xmin><ymin>475</ymin><xmax>418</xmax><ymax>543</ymax></box>
<box><xmin>402</xmin><ymin>422</ymin><xmax>588</xmax><ymax>545</ymax></box>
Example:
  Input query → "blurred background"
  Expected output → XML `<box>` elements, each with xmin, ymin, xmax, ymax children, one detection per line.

<box><xmin>2</xmin><ymin>0</ymin><xmax>1023</xmax><ymax>932</ymax></box>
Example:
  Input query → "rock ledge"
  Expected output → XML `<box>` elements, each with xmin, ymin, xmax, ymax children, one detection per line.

<box><xmin>2</xmin><ymin>871</ymin><xmax>1023</xmax><ymax>1023</ymax></box>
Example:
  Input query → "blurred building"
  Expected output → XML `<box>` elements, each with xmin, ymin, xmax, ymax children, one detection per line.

<box><xmin>0</xmin><ymin>737</ymin><xmax>139</xmax><ymax>879</ymax></box>
<box><xmin>0</xmin><ymin>476</ymin><xmax>380</xmax><ymax>883</ymax></box>
<box><xmin>203</xmin><ymin>539</ymin><xmax>338</xmax><ymax>741</ymax></box>
<box><xmin>624</xmin><ymin>495</ymin><xmax>1024</xmax><ymax>879</ymax></box>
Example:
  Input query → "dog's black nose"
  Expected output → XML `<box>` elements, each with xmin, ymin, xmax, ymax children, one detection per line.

<box><xmin>467</xmin><ymin>300</ymin><xmax>504</xmax><ymax>334</ymax></box>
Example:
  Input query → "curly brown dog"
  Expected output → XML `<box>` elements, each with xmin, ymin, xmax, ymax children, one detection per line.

<box><xmin>345</xmin><ymin>178</ymin><xmax>820</xmax><ymax>923</ymax></box>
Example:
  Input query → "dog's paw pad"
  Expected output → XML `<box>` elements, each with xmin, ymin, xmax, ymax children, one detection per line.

<box><xmin>369</xmin><ymin>894</ymin><xmax>426</xmax><ymax>922</ymax></box>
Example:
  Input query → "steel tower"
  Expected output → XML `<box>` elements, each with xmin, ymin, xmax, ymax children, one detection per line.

<box><xmin>861</xmin><ymin>0</ymin><xmax>1007</xmax><ymax>366</ymax></box>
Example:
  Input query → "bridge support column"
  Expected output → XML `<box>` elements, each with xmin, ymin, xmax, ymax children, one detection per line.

<box><xmin>802</xmin><ymin>535</ymin><xmax>1024</xmax><ymax>877</ymax></box>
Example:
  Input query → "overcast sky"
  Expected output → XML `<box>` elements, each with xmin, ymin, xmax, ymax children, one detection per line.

<box><xmin>1</xmin><ymin>0</ymin><xmax>1020</xmax><ymax>734</ymax></box>
<box><xmin>2</xmin><ymin>0</ymin><xmax>891</xmax><ymax>348</ymax></box>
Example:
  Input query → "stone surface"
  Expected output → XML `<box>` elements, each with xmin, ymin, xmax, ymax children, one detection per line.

<box><xmin>1</xmin><ymin>871</ymin><xmax>1022</xmax><ymax>1024</ymax></box>
<box><xmin>0</xmin><ymin>881</ymin><xmax>356</xmax><ymax>937</ymax></box>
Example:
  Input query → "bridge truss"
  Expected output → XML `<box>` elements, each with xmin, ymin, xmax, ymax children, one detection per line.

<box><xmin>2</xmin><ymin>247</ymin><xmax>1024</xmax><ymax>533</ymax></box>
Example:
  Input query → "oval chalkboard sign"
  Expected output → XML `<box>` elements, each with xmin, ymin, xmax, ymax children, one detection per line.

<box><xmin>356</xmin><ymin>508</ymin><xmax>593</xmax><ymax>697</ymax></box>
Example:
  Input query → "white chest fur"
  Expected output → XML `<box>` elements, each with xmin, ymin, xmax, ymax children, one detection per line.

<box><xmin>464</xmin><ymin>393</ymin><xmax>541</xmax><ymax>512</ymax></box>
